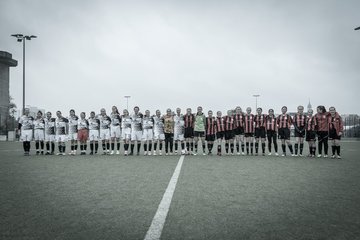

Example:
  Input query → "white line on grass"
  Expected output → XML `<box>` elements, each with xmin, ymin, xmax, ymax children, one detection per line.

<box><xmin>144</xmin><ymin>155</ymin><xmax>185</xmax><ymax>240</ymax></box>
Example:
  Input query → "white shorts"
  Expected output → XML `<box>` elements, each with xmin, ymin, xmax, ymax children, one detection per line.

<box><xmin>89</xmin><ymin>129</ymin><xmax>99</xmax><ymax>141</ymax></box>
<box><xmin>131</xmin><ymin>130</ymin><xmax>142</xmax><ymax>141</ymax></box>
<box><xmin>34</xmin><ymin>129</ymin><xmax>45</xmax><ymax>141</ymax></box>
<box><xmin>20</xmin><ymin>129</ymin><xmax>33</xmax><ymax>142</ymax></box>
<box><xmin>56</xmin><ymin>135</ymin><xmax>67</xmax><ymax>142</ymax></box>
<box><xmin>68</xmin><ymin>132</ymin><xmax>78</xmax><ymax>141</ymax></box>
<box><xmin>110</xmin><ymin>125</ymin><xmax>121</xmax><ymax>138</ymax></box>
<box><xmin>121</xmin><ymin>128</ymin><xmax>131</xmax><ymax>140</ymax></box>
<box><xmin>45</xmin><ymin>134</ymin><xmax>56</xmax><ymax>142</ymax></box>
<box><xmin>154</xmin><ymin>133</ymin><xmax>165</xmax><ymax>141</ymax></box>
<box><xmin>174</xmin><ymin>132</ymin><xmax>184</xmax><ymax>141</ymax></box>
<box><xmin>142</xmin><ymin>129</ymin><xmax>154</xmax><ymax>141</ymax></box>
<box><xmin>100</xmin><ymin>128</ymin><xmax>110</xmax><ymax>140</ymax></box>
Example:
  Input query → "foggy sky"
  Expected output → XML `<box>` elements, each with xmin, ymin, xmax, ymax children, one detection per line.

<box><xmin>1</xmin><ymin>0</ymin><xmax>359</xmax><ymax>116</ymax></box>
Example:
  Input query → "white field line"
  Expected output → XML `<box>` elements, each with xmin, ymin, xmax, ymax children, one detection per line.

<box><xmin>144</xmin><ymin>155</ymin><xmax>185</xmax><ymax>240</ymax></box>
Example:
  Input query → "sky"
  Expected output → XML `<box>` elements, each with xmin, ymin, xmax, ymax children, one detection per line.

<box><xmin>1</xmin><ymin>0</ymin><xmax>359</xmax><ymax>116</ymax></box>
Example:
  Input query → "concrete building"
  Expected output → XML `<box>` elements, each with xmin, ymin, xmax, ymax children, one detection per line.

<box><xmin>0</xmin><ymin>51</ymin><xmax>18</xmax><ymax>134</ymax></box>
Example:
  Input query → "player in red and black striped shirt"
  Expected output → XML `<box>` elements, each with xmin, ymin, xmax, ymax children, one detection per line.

<box><xmin>254</xmin><ymin>108</ymin><xmax>266</xmax><ymax>156</ymax></box>
<box><xmin>215</xmin><ymin>111</ymin><xmax>225</xmax><ymax>156</ymax></box>
<box><xmin>224</xmin><ymin>110</ymin><xmax>235</xmax><ymax>155</ymax></box>
<box><xmin>205</xmin><ymin>110</ymin><xmax>216</xmax><ymax>155</ymax></box>
<box><xmin>293</xmin><ymin>105</ymin><xmax>306</xmax><ymax>156</ymax></box>
<box><xmin>233</xmin><ymin>106</ymin><xmax>245</xmax><ymax>155</ymax></box>
<box><xmin>265</xmin><ymin>109</ymin><xmax>278</xmax><ymax>155</ymax></box>
<box><xmin>184</xmin><ymin>108</ymin><xmax>195</xmax><ymax>154</ymax></box>
<box><xmin>306</xmin><ymin>109</ymin><xmax>317</xmax><ymax>157</ymax></box>
<box><xmin>244</xmin><ymin>107</ymin><xmax>255</xmax><ymax>155</ymax></box>
<box><xmin>276</xmin><ymin>106</ymin><xmax>294</xmax><ymax>156</ymax></box>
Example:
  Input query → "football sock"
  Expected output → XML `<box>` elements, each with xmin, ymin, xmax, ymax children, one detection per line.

<box><xmin>336</xmin><ymin>146</ymin><xmax>340</xmax><ymax>155</ymax></box>
<box><xmin>225</xmin><ymin>143</ymin><xmax>229</xmax><ymax>153</ymax></box>
<box><xmin>144</xmin><ymin>143</ymin><xmax>147</xmax><ymax>152</ymax></box>
<box><xmin>288</xmin><ymin>144</ymin><xmax>293</xmax><ymax>154</ymax></box>
<box><xmin>332</xmin><ymin>145</ymin><xmax>336</xmax><ymax>155</ymax></box>
<box><xmin>250</xmin><ymin>143</ymin><xmax>254</xmax><ymax>154</ymax></box>
<box><xmin>262</xmin><ymin>143</ymin><xmax>265</xmax><ymax>153</ymax></box>
<box><xmin>236</xmin><ymin>143</ymin><xmax>239</xmax><ymax>152</ymax></box>
<box><xmin>149</xmin><ymin>143</ymin><xmax>152</xmax><ymax>151</ymax></box>
<box><xmin>295</xmin><ymin>144</ymin><xmax>298</xmax><ymax>155</ymax></box>
<box><xmin>241</xmin><ymin>143</ymin><xmax>244</xmax><ymax>152</ymax></box>
<box><xmin>300</xmin><ymin>143</ymin><xmax>304</xmax><ymax>154</ymax></box>
<box><xmin>246</xmin><ymin>142</ymin><xmax>249</xmax><ymax>154</ymax></box>
<box><xmin>230</xmin><ymin>143</ymin><xmax>234</xmax><ymax>153</ymax></box>
<box><xmin>255</xmin><ymin>142</ymin><xmax>258</xmax><ymax>153</ymax></box>
<box><xmin>111</xmin><ymin>143</ymin><xmax>115</xmax><ymax>150</ymax></box>
<box><xmin>117</xmin><ymin>142</ymin><xmax>120</xmax><ymax>150</ymax></box>
<box><xmin>95</xmin><ymin>142</ymin><xmax>99</xmax><ymax>152</ymax></box>
<box><xmin>282</xmin><ymin>144</ymin><xmax>286</xmax><ymax>154</ymax></box>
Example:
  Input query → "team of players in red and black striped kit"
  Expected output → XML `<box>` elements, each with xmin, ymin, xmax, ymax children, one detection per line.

<box><xmin>18</xmin><ymin>105</ymin><xmax>344</xmax><ymax>159</ymax></box>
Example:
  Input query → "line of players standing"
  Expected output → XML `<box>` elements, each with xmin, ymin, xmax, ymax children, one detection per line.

<box><xmin>18</xmin><ymin>104</ymin><xmax>344</xmax><ymax>158</ymax></box>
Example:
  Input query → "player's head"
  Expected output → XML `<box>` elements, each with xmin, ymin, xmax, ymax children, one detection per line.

<box><xmin>208</xmin><ymin>110</ymin><xmax>213</xmax><ymax>117</ymax></box>
<box><xmin>100</xmin><ymin>108</ymin><xmax>106</xmax><ymax>116</ymax></box>
<box><xmin>123</xmin><ymin>109</ymin><xmax>129</xmax><ymax>116</ymax></box>
<box><xmin>235</xmin><ymin>106</ymin><xmax>242</xmax><ymax>114</ymax></box>
<box><xmin>268</xmin><ymin>109</ymin><xmax>274</xmax><ymax>116</ymax></box>
<box><xmin>317</xmin><ymin>105</ymin><xmax>326</xmax><ymax>114</ymax></box>
<box><xmin>176</xmin><ymin>108</ymin><xmax>181</xmax><ymax>115</ymax></box>
<box><xmin>197</xmin><ymin>106</ymin><xmax>203</xmax><ymax>114</ymax></box>
<box><xmin>112</xmin><ymin>106</ymin><xmax>119</xmax><ymax>114</ymax></box>
<box><xmin>90</xmin><ymin>111</ymin><xmax>95</xmax><ymax>118</ymax></box>
<box><xmin>256</xmin><ymin>108</ymin><xmax>262</xmax><ymax>115</ymax></box>
<box><xmin>156</xmin><ymin>110</ymin><xmax>161</xmax><ymax>117</ymax></box>
<box><xmin>329</xmin><ymin>106</ymin><xmax>336</xmax><ymax>116</ymax></box>
<box><xmin>297</xmin><ymin>105</ymin><xmax>304</xmax><ymax>114</ymax></box>
<box><xmin>186</xmin><ymin>108</ymin><xmax>192</xmax><ymax>114</ymax></box>
<box><xmin>80</xmin><ymin>112</ymin><xmax>86</xmax><ymax>119</ymax></box>
<box><xmin>69</xmin><ymin>109</ymin><xmax>75</xmax><ymax>116</ymax></box>
<box><xmin>145</xmin><ymin>110</ymin><xmax>150</xmax><ymax>116</ymax></box>
<box><xmin>37</xmin><ymin>111</ymin><xmax>43</xmax><ymax>118</ymax></box>
<box><xmin>134</xmin><ymin>106</ymin><xmax>139</xmax><ymax>114</ymax></box>
<box><xmin>217</xmin><ymin>111</ymin><xmax>222</xmax><ymax>117</ymax></box>
<box><xmin>281</xmin><ymin>106</ymin><xmax>287</xmax><ymax>114</ymax></box>
<box><xmin>46</xmin><ymin>111</ymin><xmax>52</xmax><ymax>119</ymax></box>
<box><xmin>227</xmin><ymin>110</ymin><xmax>233</xmax><ymax>116</ymax></box>
<box><xmin>166</xmin><ymin>108</ymin><xmax>172</xmax><ymax>116</ymax></box>
<box><xmin>246</xmin><ymin>107</ymin><xmax>251</xmax><ymax>114</ymax></box>
<box><xmin>307</xmin><ymin>108</ymin><xmax>313</xmax><ymax>116</ymax></box>
<box><xmin>56</xmin><ymin>111</ymin><xmax>62</xmax><ymax>118</ymax></box>
<box><xmin>24</xmin><ymin>108</ymin><xmax>29</xmax><ymax>115</ymax></box>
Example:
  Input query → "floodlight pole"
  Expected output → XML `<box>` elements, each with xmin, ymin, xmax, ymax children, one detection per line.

<box><xmin>253</xmin><ymin>94</ymin><xmax>260</xmax><ymax>110</ymax></box>
<box><xmin>124</xmin><ymin>96</ymin><xmax>131</xmax><ymax>111</ymax></box>
<box><xmin>11</xmin><ymin>34</ymin><xmax>37</xmax><ymax>114</ymax></box>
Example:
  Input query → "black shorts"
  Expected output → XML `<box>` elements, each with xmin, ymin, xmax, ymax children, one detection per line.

<box><xmin>306</xmin><ymin>130</ymin><xmax>316</xmax><ymax>141</ymax></box>
<box><xmin>255</xmin><ymin>127</ymin><xmax>266</xmax><ymax>138</ymax></box>
<box><xmin>244</xmin><ymin>132</ymin><xmax>254</xmax><ymax>138</ymax></box>
<box><xmin>216</xmin><ymin>132</ymin><xmax>225</xmax><ymax>140</ymax></box>
<box><xmin>194</xmin><ymin>131</ymin><xmax>205</xmax><ymax>137</ymax></box>
<box><xmin>295</xmin><ymin>127</ymin><xmax>306</xmax><ymax>138</ymax></box>
<box><xmin>329</xmin><ymin>129</ymin><xmax>341</xmax><ymax>140</ymax></box>
<box><xmin>184</xmin><ymin>127</ymin><xmax>194</xmax><ymax>138</ymax></box>
<box><xmin>234</xmin><ymin>127</ymin><xmax>244</xmax><ymax>135</ymax></box>
<box><xmin>317</xmin><ymin>131</ymin><xmax>329</xmax><ymax>142</ymax></box>
<box><xmin>206</xmin><ymin>134</ymin><xmax>216</xmax><ymax>141</ymax></box>
<box><xmin>266</xmin><ymin>130</ymin><xmax>277</xmax><ymax>139</ymax></box>
<box><xmin>278</xmin><ymin>128</ymin><xmax>290</xmax><ymax>140</ymax></box>
<box><xmin>224</xmin><ymin>130</ymin><xmax>235</xmax><ymax>140</ymax></box>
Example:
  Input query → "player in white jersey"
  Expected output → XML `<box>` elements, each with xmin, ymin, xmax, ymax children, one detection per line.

<box><xmin>78</xmin><ymin>112</ymin><xmax>89</xmax><ymax>155</ymax></box>
<box><xmin>44</xmin><ymin>112</ymin><xmax>56</xmax><ymax>155</ymax></box>
<box><xmin>142</xmin><ymin>110</ymin><xmax>154</xmax><ymax>156</ymax></box>
<box><xmin>130</xmin><ymin>106</ymin><xmax>143</xmax><ymax>156</ymax></box>
<box><xmin>110</xmin><ymin>106</ymin><xmax>121</xmax><ymax>155</ymax></box>
<box><xmin>121</xmin><ymin>109</ymin><xmax>132</xmax><ymax>156</ymax></box>
<box><xmin>174</xmin><ymin>108</ymin><xmax>186</xmax><ymax>155</ymax></box>
<box><xmin>68</xmin><ymin>109</ymin><xmax>79</xmax><ymax>155</ymax></box>
<box><xmin>33</xmin><ymin>111</ymin><xmax>45</xmax><ymax>155</ymax></box>
<box><xmin>88</xmin><ymin>111</ymin><xmax>100</xmax><ymax>154</ymax></box>
<box><xmin>153</xmin><ymin>110</ymin><xmax>165</xmax><ymax>155</ymax></box>
<box><xmin>18</xmin><ymin>108</ymin><xmax>34</xmax><ymax>156</ymax></box>
<box><xmin>98</xmin><ymin>108</ymin><xmax>112</xmax><ymax>155</ymax></box>
<box><xmin>55</xmin><ymin>111</ymin><xmax>69</xmax><ymax>155</ymax></box>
